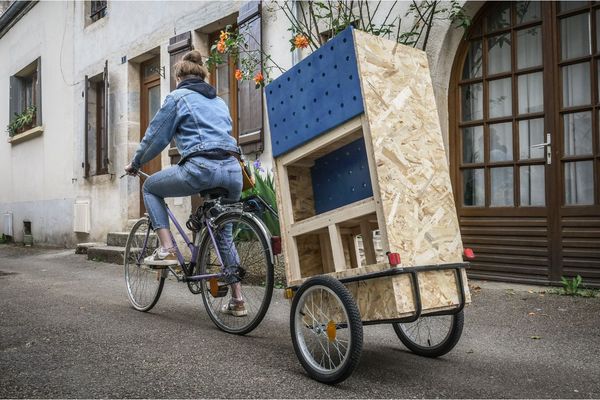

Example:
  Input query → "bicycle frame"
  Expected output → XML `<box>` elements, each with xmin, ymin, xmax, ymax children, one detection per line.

<box><xmin>129</xmin><ymin>170</ymin><xmax>228</xmax><ymax>284</ymax></box>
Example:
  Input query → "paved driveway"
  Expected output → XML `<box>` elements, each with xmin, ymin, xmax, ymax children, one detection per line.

<box><xmin>1</xmin><ymin>244</ymin><xmax>599</xmax><ymax>398</ymax></box>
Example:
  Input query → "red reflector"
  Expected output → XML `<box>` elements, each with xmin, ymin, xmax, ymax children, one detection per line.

<box><xmin>387</xmin><ymin>252</ymin><xmax>401</xmax><ymax>266</ymax></box>
<box><xmin>271</xmin><ymin>236</ymin><xmax>282</xmax><ymax>255</ymax></box>
<box><xmin>464</xmin><ymin>248</ymin><xmax>475</xmax><ymax>259</ymax></box>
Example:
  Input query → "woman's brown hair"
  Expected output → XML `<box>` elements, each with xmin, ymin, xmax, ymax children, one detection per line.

<box><xmin>173</xmin><ymin>50</ymin><xmax>208</xmax><ymax>81</ymax></box>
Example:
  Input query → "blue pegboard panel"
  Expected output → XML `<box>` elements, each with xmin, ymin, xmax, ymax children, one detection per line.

<box><xmin>311</xmin><ymin>137</ymin><xmax>373</xmax><ymax>214</ymax></box>
<box><xmin>265</xmin><ymin>27</ymin><xmax>364</xmax><ymax>158</ymax></box>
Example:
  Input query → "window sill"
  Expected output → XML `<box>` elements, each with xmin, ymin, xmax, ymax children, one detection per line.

<box><xmin>8</xmin><ymin>126</ymin><xmax>43</xmax><ymax>145</ymax></box>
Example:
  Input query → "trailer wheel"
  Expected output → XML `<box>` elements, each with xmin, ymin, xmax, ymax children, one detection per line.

<box><xmin>290</xmin><ymin>276</ymin><xmax>363</xmax><ymax>384</ymax></box>
<box><xmin>392</xmin><ymin>311</ymin><xmax>464</xmax><ymax>357</ymax></box>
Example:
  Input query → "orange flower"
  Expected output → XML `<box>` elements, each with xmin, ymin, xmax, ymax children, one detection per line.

<box><xmin>219</xmin><ymin>30</ymin><xmax>229</xmax><ymax>42</ymax></box>
<box><xmin>216</xmin><ymin>40</ymin><xmax>226</xmax><ymax>53</ymax></box>
<box><xmin>253</xmin><ymin>71</ymin><xmax>264</xmax><ymax>85</ymax></box>
<box><xmin>235</xmin><ymin>69</ymin><xmax>243</xmax><ymax>81</ymax></box>
<box><xmin>294</xmin><ymin>34</ymin><xmax>309</xmax><ymax>49</ymax></box>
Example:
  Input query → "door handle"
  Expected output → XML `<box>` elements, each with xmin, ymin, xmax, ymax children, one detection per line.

<box><xmin>530</xmin><ymin>133</ymin><xmax>552</xmax><ymax>165</ymax></box>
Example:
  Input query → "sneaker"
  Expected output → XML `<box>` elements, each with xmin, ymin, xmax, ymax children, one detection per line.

<box><xmin>143</xmin><ymin>247</ymin><xmax>178</xmax><ymax>266</ymax></box>
<box><xmin>220</xmin><ymin>299</ymin><xmax>248</xmax><ymax>317</ymax></box>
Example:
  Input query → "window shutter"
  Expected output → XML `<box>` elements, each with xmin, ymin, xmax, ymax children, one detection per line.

<box><xmin>9</xmin><ymin>75</ymin><xmax>22</xmax><ymax>123</ymax></box>
<box><xmin>83</xmin><ymin>75</ymin><xmax>90</xmax><ymax>178</ymax></box>
<box><xmin>35</xmin><ymin>57</ymin><xmax>42</xmax><ymax>125</ymax></box>
<box><xmin>237</xmin><ymin>1</ymin><xmax>264</xmax><ymax>154</ymax></box>
<box><xmin>167</xmin><ymin>31</ymin><xmax>192</xmax><ymax>164</ymax></box>
<box><xmin>103</xmin><ymin>60</ymin><xmax>111</xmax><ymax>172</ymax></box>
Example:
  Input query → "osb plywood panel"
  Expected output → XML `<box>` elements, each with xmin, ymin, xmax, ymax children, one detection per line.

<box><xmin>297</xmin><ymin>233</ymin><xmax>325</xmax><ymax>278</ymax></box>
<box><xmin>288</xmin><ymin>166</ymin><xmax>316</xmax><ymax>221</ymax></box>
<box><xmin>353</xmin><ymin>29</ymin><xmax>465</xmax><ymax>269</ymax></box>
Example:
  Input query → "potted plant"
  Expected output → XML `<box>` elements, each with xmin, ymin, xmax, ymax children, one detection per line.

<box><xmin>7</xmin><ymin>105</ymin><xmax>36</xmax><ymax>137</ymax></box>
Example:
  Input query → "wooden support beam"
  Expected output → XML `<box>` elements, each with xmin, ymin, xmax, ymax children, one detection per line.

<box><xmin>360</xmin><ymin>219</ymin><xmax>377</xmax><ymax>265</ymax></box>
<box><xmin>328</xmin><ymin>224</ymin><xmax>347</xmax><ymax>272</ymax></box>
<box><xmin>276</xmin><ymin>161</ymin><xmax>301</xmax><ymax>281</ymax></box>
<box><xmin>319</xmin><ymin>231</ymin><xmax>334</xmax><ymax>273</ymax></box>
<box><xmin>345</xmin><ymin>234</ymin><xmax>359</xmax><ymax>269</ymax></box>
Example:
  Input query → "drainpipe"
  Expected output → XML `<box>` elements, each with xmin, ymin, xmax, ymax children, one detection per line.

<box><xmin>0</xmin><ymin>1</ymin><xmax>38</xmax><ymax>40</ymax></box>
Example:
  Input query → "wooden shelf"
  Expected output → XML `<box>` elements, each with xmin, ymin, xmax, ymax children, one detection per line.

<box><xmin>289</xmin><ymin>197</ymin><xmax>376</xmax><ymax>237</ymax></box>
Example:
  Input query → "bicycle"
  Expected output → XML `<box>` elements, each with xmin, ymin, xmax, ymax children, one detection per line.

<box><xmin>121</xmin><ymin>170</ymin><xmax>275</xmax><ymax>335</ymax></box>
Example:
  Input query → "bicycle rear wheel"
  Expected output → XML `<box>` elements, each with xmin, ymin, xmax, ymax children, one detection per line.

<box><xmin>198</xmin><ymin>211</ymin><xmax>274</xmax><ymax>335</ymax></box>
<box><xmin>124</xmin><ymin>218</ymin><xmax>164</xmax><ymax>312</ymax></box>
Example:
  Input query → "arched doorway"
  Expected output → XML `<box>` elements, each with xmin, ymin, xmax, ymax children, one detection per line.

<box><xmin>449</xmin><ymin>1</ymin><xmax>600</xmax><ymax>286</ymax></box>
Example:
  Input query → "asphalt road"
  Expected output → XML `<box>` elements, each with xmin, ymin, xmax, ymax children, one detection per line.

<box><xmin>1</xmin><ymin>244</ymin><xmax>599</xmax><ymax>398</ymax></box>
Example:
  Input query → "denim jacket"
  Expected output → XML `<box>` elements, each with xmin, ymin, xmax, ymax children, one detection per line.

<box><xmin>131</xmin><ymin>84</ymin><xmax>239</xmax><ymax>169</ymax></box>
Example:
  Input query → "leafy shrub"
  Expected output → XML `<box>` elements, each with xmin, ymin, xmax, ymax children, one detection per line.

<box><xmin>241</xmin><ymin>161</ymin><xmax>280</xmax><ymax>237</ymax></box>
<box><xmin>561</xmin><ymin>275</ymin><xmax>583</xmax><ymax>296</ymax></box>
<box><xmin>7</xmin><ymin>105</ymin><xmax>37</xmax><ymax>137</ymax></box>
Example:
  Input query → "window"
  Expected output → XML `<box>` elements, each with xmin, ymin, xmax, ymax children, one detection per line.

<box><xmin>236</xmin><ymin>2</ymin><xmax>264</xmax><ymax>153</ymax></box>
<box><xmin>87</xmin><ymin>1</ymin><xmax>107</xmax><ymax>23</ymax></box>
<box><xmin>9</xmin><ymin>58</ymin><xmax>42</xmax><ymax>136</ymax></box>
<box><xmin>84</xmin><ymin>61</ymin><xmax>109</xmax><ymax>177</ymax></box>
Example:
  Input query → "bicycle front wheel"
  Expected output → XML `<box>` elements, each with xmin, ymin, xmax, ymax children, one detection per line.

<box><xmin>124</xmin><ymin>218</ymin><xmax>164</xmax><ymax>312</ymax></box>
<box><xmin>198</xmin><ymin>212</ymin><xmax>274</xmax><ymax>335</ymax></box>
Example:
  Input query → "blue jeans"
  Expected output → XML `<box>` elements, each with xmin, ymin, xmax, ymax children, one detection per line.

<box><xmin>143</xmin><ymin>156</ymin><xmax>243</xmax><ymax>267</ymax></box>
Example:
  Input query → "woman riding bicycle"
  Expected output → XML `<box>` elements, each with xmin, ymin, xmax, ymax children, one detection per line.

<box><xmin>124</xmin><ymin>50</ymin><xmax>246</xmax><ymax>317</ymax></box>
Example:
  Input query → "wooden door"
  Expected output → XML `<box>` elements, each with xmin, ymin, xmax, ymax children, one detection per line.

<box><xmin>450</xmin><ymin>1</ymin><xmax>600</xmax><ymax>286</ymax></box>
<box><xmin>140</xmin><ymin>58</ymin><xmax>162</xmax><ymax>216</ymax></box>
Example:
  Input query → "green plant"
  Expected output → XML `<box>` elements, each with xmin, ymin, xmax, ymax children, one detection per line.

<box><xmin>6</xmin><ymin>105</ymin><xmax>36</xmax><ymax>137</ymax></box>
<box><xmin>561</xmin><ymin>275</ymin><xmax>583</xmax><ymax>296</ymax></box>
<box><xmin>0</xmin><ymin>234</ymin><xmax>9</xmax><ymax>244</ymax></box>
<box><xmin>241</xmin><ymin>161</ymin><xmax>280</xmax><ymax>237</ymax></box>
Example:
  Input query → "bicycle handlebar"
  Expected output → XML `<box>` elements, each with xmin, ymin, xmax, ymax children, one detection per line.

<box><xmin>119</xmin><ymin>170</ymin><xmax>150</xmax><ymax>179</ymax></box>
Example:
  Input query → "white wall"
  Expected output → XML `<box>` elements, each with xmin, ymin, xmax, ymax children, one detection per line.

<box><xmin>0</xmin><ymin>1</ymin><xmax>75</xmax><ymax>245</ymax></box>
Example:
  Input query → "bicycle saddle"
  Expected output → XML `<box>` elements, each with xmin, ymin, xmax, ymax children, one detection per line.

<box><xmin>200</xmin><ymin>187</ymin><xmax>229</xmax><ymax>199</ymax></box>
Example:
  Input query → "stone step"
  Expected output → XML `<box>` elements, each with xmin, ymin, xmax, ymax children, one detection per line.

<box><xmin>106</xmin><ymin>232</ymin><xmax>130</xmax><ymax>247</ymax></box>
<box><xmin>87</xmin><ymin>245</ymin><xmax>126</xmax><ymax>265</ymax></box>
<box><xmin>106</xmin><ymin>231</ymin><xmax>158</xmax><ymax>247</ymax></box>
<box><xmin>75</xmin><ymin>242</ymin><xmax>104</xmax><ymax>255</ymax></box>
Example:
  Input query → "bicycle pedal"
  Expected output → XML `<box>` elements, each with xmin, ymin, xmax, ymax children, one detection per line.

<box><xmin>209</xmin><ymin>278</ymin><xmax>229</xmax><ymax>298</ymax></box>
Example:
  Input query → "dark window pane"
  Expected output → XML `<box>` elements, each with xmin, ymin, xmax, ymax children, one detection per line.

<box><xmin>491</xmin><ymin>167</ymin><xmax>514</xmax><ymax>206</ymax></box>
<box><xmin>560</xmin><ymin>13</ymin><xmax>591</xmax><ymax>60</ymax></box>
<box><xmin>516</xmin><ymin>1</ymin><xmax>541</xmax><ymax>24</ymax></box>
<box><xmin>463</xmin><ymin>169</ymin><xmax>485</xmax><ymax>206</ymax></box>
<box><xmin>461</xmin><ymin>83</ymin><xmax>483</xmax><ymax>121</ymax></box>
<box><xmin>487</xmin><ymin>3</ymin><xmax>511</xmax><ymax>32</ymax></box>
<box><xmin>520</xmin><ymin>165</ymin><xmax>545</xmax><ymax>206</ymax></box>
<box><xmin>517</xmin><ymin>26</ymin><xmax>542</xmax><ymax>69</ymax></box>
<box><xmin>462</xmin><ymin>126</ymin><xmax>484</xmax><ymax>164</ymax></box>
<box><xmin>519</xmin><ymin>118</ymin><xmax>545</xmax><ymax>159</ymax></box>
<box><xmin>564</xmin><ymin>161</ymin><xmax>594</xmax><ymax>205</ymax></box>
<box><xmin>488</xmin><ymin>33</ymin><xmax>512</xmax><ymax>74</ymax></box>
<box><xmin>490</xmin><ymin>122</ymin><xmax>513</xmax><ymax>162</ymax></box>
<box><xmin>559</xmin><ymin>1</ymin><xmax>588</xmax><ymax>12</ymax></box>
<box><xmin>563</xmin><ymin>112</ymin><xmax>593</xmax><ymax>156</ymax></box>
<box><xmin>518</xmin><ymin>72</ymin><xmax>544</xmax><ymax>114</ymax></box>
<box><xmin>462</xmin><ymin>40</ymin><xmax>483</xmax><ymax>79</ymax></box>
<box><xmin>562</xmin><ymin>62</ymin><xmax>591</xmax><ymax>107</ymax></box>
<box><xmin>489</xmin><ymin>78</ymin><xmax>512</xmax><ymax>118</ymax></box>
